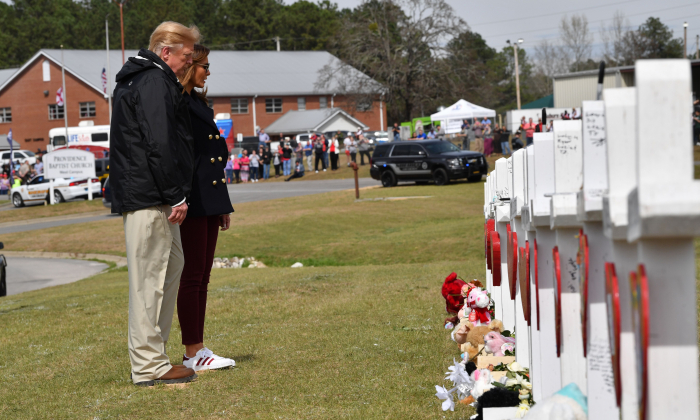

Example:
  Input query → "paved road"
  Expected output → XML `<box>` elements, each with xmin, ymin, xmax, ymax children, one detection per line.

<box><xmin>0</xmin><ymin>178</ymin><xmax>379</xmax><ymax>235</ymax></box>
<box><xmin>4</xmin><ymin>257</ymin><xmax>108</xmax><ymax>296</ymax></box>
<box><xmin>227</xmin><ymin>178</ymin><xmax>378</xmax><ymax>203</ymax></box>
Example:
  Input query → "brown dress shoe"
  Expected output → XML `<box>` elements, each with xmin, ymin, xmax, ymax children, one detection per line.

<box><xmin>134</xmin><ymin>365</ymin><xmax>197</xmax><ymax>387</ymax></box>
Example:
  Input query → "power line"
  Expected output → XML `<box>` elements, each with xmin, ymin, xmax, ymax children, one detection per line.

<box><xmin>518</xmin><ymin>11</ymin><xmax>700</xmax><ymax>47</ymax></box>
<box><xmin>470</xmin><ymin>0</ymin><xmax>642</xmax><ymax>27</ymax></box>
<box><xmin>482</xmin><ymin>2</ymin><xmax>699</xmax><ymax>41</ymax></box>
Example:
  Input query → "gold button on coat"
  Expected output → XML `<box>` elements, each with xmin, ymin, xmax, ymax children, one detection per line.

<box><xmin>216</xmin><ymin>135</ymin><xmax>220</xmax><ymax>139</ymax></box>
<box><xmin>210</xmin><ymin>158</ymin><xmax>215</xmax><ymax>163</ymax></box>
<box><xmin>212</xmin><ymin>180</ymin><xmax>217</xmax><ymax>186</ymax></box>
<box><xmin>218</xmin><ymin>156</ymin><xmax>222</xmax><ymax>161</ymax></box>
<box><xmin>221</xmin><ymin>178</ymin><xmax>226</xmax><ymax>183</ymax></box>
<box><xmin>208</xmin><ymin>134</ymin><xmax>213</xmax><ymax>139</ymax></box>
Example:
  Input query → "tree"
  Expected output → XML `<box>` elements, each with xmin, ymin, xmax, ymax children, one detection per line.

<box><xmin>602</xmin><ymin>14</ymin><xmax>683</xmax><ymax>66</ymax></box>
<box><xmin>559</xmin><ymin>14</ymin><xmax>593</xmax><ymax>72</ymax></box>
<box><xmin>318</xmin><ymin>0</ymin><xmax>465</xmax><ymax>123</ymax></box>
<box><xmin>637</xmin><ymin>17</ymin><xmax>684</xmax><ymax>58</ymax></box>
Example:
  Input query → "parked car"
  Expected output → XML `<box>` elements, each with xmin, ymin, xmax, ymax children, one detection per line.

<box><xmin>365</xmin><ymin>131</ymin><xmax>390</xmax><ymax>144</ymax></box>
<box><xmin>369</xmin><ymin>140</ymin><xmax>488</xmax><ymax>187</ymax></box>
<box><xmin>1</xmin><ymin>149</ymin><xmax>37</xmax><ymax>166</ymax></box>
<box><xmin>95</xmin><ymin>157</ymin><xmax>110</xmax><ymax>186</ymax></box>
<box><xmin>102</xmin><ymin>176</ymin><xmax>112</xmax><ymax>209</ymax></box>
<box><xmin>10</xmin><ymin>174</ymin><xmax>101</xmax><ymax>207</ymax></box>
<box><xmin>322</xmin><ymin>130</ymin><xmax>351</xmax><ymax>141</ymax></box>
<box><xmin>0</xmin><ymin>241</ymin><xmax>6</xmax><ymax>297</ymax></box>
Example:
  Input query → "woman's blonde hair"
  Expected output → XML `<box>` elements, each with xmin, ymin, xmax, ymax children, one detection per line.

<box><xmin>180</xmin><ymin>44</ymin><xmax>210</xmax><ymax>103</ymax></box>
<box><xmin>148</xmin><ymin>21</ymin><xmax>201</xmax><ymax>56</ymax></box>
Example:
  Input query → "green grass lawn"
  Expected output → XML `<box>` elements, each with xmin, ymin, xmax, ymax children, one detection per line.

<box><xmin>1</xmin><ymin>177</ymin><xmax>698</xmax><ymax>419</ymax></box>
<box><xmin>0</xmin><ymin>181</ymin><xmax>486</xmax><ymax>419</ymax></box>
<box><xmin>0</xmin><ymin>198</ymin><xmax>108</xmax><ymax>224</ymax></box>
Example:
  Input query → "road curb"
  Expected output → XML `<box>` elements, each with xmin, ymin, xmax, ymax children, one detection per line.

<box><xmin>2</xmin><ymin>251</ymin><xmax>127</xmax><ymax>268</ymax></box>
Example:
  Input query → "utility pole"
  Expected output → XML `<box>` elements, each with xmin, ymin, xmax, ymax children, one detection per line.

<box><xmin>275</xmin><ymin>36</ymin><xmax>280</xmax><ymax>52</ymax></box>
<box><xmin>508</xmin><ymin>39</ymin><xmax>524</xmax><ymax>110</ymax></box>
<box><xmin>118</xmin><ymin>0</ymin><xmax>127</xmax><ymax>64</ymax></box>
<box><xmin>106</xmin><ymin>14</ymin><xmax>112</xmax><ymax>124</ymax></box>
<box><xmin>60</xmin><ymin>45</ymin><xmax>69</xmax><ymax>145</ymax></box>
<box><xmin>683</xmin><ymin>22</ymin><xmax>688</xmax><ymax>59</ymax></box>
<box><xmin>696</xmin><ymin>34</ymin><xmax>699</xmax><ymax>59</ymax></box>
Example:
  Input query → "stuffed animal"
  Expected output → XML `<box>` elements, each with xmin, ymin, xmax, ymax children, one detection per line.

<box><xmin>475</xmin><ymin>387</ymin><xmax>521</xmax><ymax>420</ymax></box>
<box><xmin>441</xmin><ymin>272</ymin><xmax>466</xmax><ymax>325</ymax></box>
<box><xmin>466</xmin><ymin>287</ymin><xmax>492</xmax><ymax>326</ymax></box>
<box><xmin>484</xmin><ymin>331</ymin><xmax>517</xmax><ymax>356</ymax></box>
<box><xmin>470</xmin><ymin>368</ymin><xmax>495</xmax><ymax>399</ymax></box>
<box><xmin>521</xmin><ymin>383</ymin><xmax>587</xmax><ymax>420</ymax></box>
<box><xmin>453</xmin><ymin>319</ymin><xmax>504</xmax><ymax>346</ymax></box>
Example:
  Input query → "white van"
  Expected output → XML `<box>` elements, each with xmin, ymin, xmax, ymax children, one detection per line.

<box><xmin>1</xmin><ymin>150</ymin><xmax>37</xmax><ymax>166</ymax></box>
<box><xmin>48</xmin><ymin>121</ymin><xmax>110</xmax><ymax>152</ymax></box>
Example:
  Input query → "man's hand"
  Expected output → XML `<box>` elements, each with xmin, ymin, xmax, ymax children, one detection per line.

<box><xmin>219</xmin><ymin>214</ymin><xmax>230</xmax><ymax>231</ymax></box>
<box><xmin>168</xmin><ymin>202</ymin><xmax>188</xmax><ymax>225</ymax></box>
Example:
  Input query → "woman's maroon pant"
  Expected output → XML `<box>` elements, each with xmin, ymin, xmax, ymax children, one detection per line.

<box><xmin>177</xmin><ymin>215</ymin><xmax>219</xmax><ymax>345</ymax></box>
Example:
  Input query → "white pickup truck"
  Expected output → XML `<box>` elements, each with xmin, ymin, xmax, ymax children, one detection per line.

<box><xmin>10</xmin><ymin>175</ymin><xmax>101</xmax><ymax>207</ymax></box>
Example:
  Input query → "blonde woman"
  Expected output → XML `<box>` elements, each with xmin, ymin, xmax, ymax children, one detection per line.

<box><xmin>178</xmin><ymin>44</ymin><xmax>235</xmax><ymax>372</ymax></box>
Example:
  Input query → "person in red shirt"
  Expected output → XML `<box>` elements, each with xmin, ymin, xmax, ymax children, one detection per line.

<box><xmin>522</xmin><ymin>118</ymin><xmax>536</xmax><ymax>146</ymax></box>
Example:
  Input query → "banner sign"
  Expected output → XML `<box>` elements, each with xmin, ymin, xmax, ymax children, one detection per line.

<box><xmin>44</xmin><ymin>148</ymin><xmax>96</xmax><ymax>180</ymax></box>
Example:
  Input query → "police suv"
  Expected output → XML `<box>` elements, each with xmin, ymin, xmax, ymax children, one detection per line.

<box><xmin>369</xmin><ymin>140</ymin><xmax>488</xmax><ymax>187</ymax></box>
<box><xmin>11</xmin><ymin>174</ymin><xmax>101</xmax><ymax>207</ymax></box>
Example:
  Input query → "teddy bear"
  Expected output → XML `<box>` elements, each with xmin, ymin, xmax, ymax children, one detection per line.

<box><xmin>441</xmin><ymin>272</ymin><xmax>467</xmax><ymax>326</ymax></box>
<box><xmin>452</xmin><ymin>319</ymin><xmax>505</xmax><ymax>360</ymax></box>
<box><xmin>464</xmin><ymin>287</ymin><xmax>492</xmax><ymax>326</ymax></box>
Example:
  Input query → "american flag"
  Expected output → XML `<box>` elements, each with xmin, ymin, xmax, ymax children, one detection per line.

<box><xmin>101</xmin><ymin>68</ymin><xmax>107</xmax><ymax>94</ymax></box>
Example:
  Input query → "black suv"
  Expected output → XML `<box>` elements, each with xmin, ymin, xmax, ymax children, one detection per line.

<box><xmin>369</xmin><ymin>140</ymin><xmax>487</xmax><ymax>187</ymax></box>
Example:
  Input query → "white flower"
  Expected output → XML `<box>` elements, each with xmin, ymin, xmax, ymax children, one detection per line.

<box><xmin>434</xmin><ymin>385</ymin><xmax>455</xmax><ymax>411</ymax></box>
<box><xmin>516</xmin><ymin>403</ymin><xmax>530</xmax><ymax>418</ymax></box>
<box><xmin>506</xmin><ymin>361</ymin><xmax>524</xmax><ymax>372</ymax></box>
<box><xmin>505</xmin><ymin>373</ymin><xmax>526</xmax><ymax>388</ymax></box>
<box><xmin>445</xmin><ymin>359</ymin><xmax>470</xmax><ymax>385</ymax></box>
<box><xmin>522</xmin><ymin>379</ymin><xmax>532</xmax><ymax>390</ymax></box>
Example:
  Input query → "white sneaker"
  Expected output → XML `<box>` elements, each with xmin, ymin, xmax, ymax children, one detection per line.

<box><xmin>315</xmin><ymin>170</ymin><xmax>318</xmax><ymax>173</ymax></box>
<box><xmin>183</xmin><ymin>348</ymin><xmax>235</xmax><ymax>371</ymax></box>
<box><xmin>323</xmin><ymin>169</ymin><xmax>326</xmax><ymax>172</ymax></box>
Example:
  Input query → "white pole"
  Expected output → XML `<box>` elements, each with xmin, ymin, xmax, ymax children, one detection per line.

<box><xmin>49</xmin><ymin>180</ymin><xmax>55</xmax><ymax>205</ymax></box>
<box><xmin>379</xmin><ymin>96</ymin><xmax>384</xmax><ymax>131</ymax></box>
<box><xmin>106</xmin><ymin>16</ymin><xmax>112</xmax><ymax>124</ymax></box>
<box><xmin>61</xmin><ymin>46</ymin><xmax>69</xmax><ymax>144</ymax></box>
<box><xmin>87</xmin><ymin>178</ymin><xmax>93</xmax><ymax>201</ymax></box>
<box><xmin>252</xmin><ymin>95</ymin><xmax>257</xmax><ymax>135</ymax></box>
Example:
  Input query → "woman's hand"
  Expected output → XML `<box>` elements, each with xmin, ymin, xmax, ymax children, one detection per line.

<box><xmin>219</xmin><ymin>214</ymin><xmax>231</xmax><ymax>231</ymax></box>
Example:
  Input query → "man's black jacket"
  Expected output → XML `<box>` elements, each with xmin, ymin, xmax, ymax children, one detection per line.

<box><xmin>109</xmin><ymin>49</ymin><xmax>194</xmax><ymax>214</ymax></box>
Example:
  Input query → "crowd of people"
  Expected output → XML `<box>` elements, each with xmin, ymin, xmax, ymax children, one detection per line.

<box><xmin>223</xmin><ymin>129</ymin><xmax>374</xmax><ymax>183</ymax></box>
<box><xmin>0</xmin><ymin>155</ymin><xmax>43</xmax><ymax>195</ymax></box>
<box><xmin>455</xmin><ymin>116</ymin><xmax>559</xmax><ymax>158</ymax></box>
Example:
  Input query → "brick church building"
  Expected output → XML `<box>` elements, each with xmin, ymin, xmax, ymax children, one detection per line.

<box><xmin>0</xmin><ymin>49</ymin><xmax>387</xmax><ymax>152</ymax></box>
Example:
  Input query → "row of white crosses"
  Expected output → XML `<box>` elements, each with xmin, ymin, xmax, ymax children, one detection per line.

<box><xmin>483</xmin><ymin>59</ymin><xmax>699</xmax><ymax>419</ymax></box>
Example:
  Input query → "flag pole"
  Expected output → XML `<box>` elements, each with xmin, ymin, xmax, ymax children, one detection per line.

<box><xmin>60</xmin><ymin>45</ymin><xmax>69</xmax><ymax>147</ymax></box>
<box><xmin>106</xmin><ymin>14</ymin><xmax>112</xmax><ymax>124</ymax></box>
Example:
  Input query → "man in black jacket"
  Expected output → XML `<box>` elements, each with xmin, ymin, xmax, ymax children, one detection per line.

<box><xmin>110</xmin><ymin>21</ymin><xmax>199</xmax><ymax>387</ymax></box>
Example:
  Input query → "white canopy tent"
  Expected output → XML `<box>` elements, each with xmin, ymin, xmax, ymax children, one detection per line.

<box><xmin>431</xmin><ymin>99</ymin><xmax>496</xmax><ymax>134</ymax></box>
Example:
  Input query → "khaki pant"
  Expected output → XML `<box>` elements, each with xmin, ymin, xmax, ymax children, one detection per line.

<box><xmin>475</xmin><ymin>137</ymin><xmax>484</xmax><ymax>154</ymax></box>
<box><xmin>123</xmin><ymin>205</ymin><xmax>184</xmax><ymax>384</ymax></box>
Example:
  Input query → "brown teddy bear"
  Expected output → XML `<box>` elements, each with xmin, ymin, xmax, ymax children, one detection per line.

<box><xmin>452</xmin><ymin>319</ymin><xmax>504</xmax><ymax>360</ymax></box>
